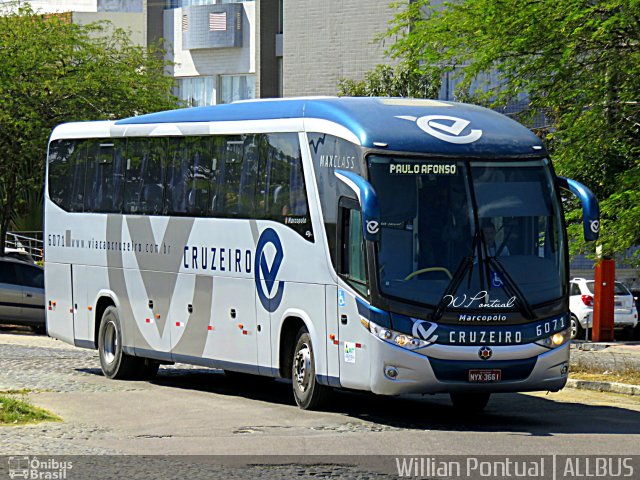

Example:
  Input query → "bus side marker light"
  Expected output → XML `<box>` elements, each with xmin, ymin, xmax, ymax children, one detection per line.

<box><xmin>155</xmin><ymin>314</ymin><xmax>161</xmax><ymax>319</ymax></box>
<box><xmin>145</xmin><ymin>318</ymin><xmax>153</xmax><ymax>324</ymax></box>
<box><xmin>69</xmin><ymin>308</ymin><xmax>74</xmax><ymax>313</ymax></box>
<box><xmin>207</xmin><ymin>326</ymin><xmax>214</xmax><ymax>331</ymax></box>
<box><xmin>355</xmin><ymin>343</ymin><xmax>362</xmax><ymax>349</ymax></box>
<box><xmin>175</xmin><ymin>322</ymin><xmax>184</xmax><ymax>327</ymax></box>
<box><xmin>52</xmin><ymin>301</ymin><xmax>57</xmax><ymax>306</ymax></box>
<box><xmin>329</xmin><ymin>334</ymin><xmax>336</xmax><ymax>340</ymax></box>
<box><xmin>242</xmin><ymin>330</ymin><xmax>248</xmax><ymax>335</ymax></box>
<box><xmin>237</xmin><ymin>324</ymin><xmax>244</xmax><ymax>329</ymax></box>
<box><xmin>88</xmin><ymin>306</ymin><xmax>93</xmax><ymax>311</ymax></box>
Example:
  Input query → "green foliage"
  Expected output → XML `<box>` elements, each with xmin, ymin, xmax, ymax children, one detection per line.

<box><xmin>0</xmin><ymin>394</ymin><xmax>60</xmax><ymax>425</ymax></box>
<box><xmin>0</xmin><ymin>5</ymin><xmax>179</xmax><ymax>251</ymax></box>
<box><xmin>385</xmin><ymin>0</ymin><xmax>640</xmax><ymax>261</ymax></box>
<box><xmin>338</xmin><ymin>61</ymin><xmax>441</xmax><ymax>98</ymax></box>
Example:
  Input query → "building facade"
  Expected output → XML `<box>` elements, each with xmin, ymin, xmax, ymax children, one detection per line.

<box><xmin>2</xmin><ymin>0</ymin><xmax>147</xmax><ymax>46</ymax></box>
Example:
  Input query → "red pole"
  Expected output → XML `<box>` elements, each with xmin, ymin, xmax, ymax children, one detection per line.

<box><xmin>592</xmin><ymin>259</ymin><xmax>615</xmax><ymax>342</ymax></box>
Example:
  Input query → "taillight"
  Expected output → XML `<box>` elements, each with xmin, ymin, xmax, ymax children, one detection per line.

<box><xmin>581</xmin><ymin>294</ymin><xmax>594</xmax><ymax>306</ymax></box>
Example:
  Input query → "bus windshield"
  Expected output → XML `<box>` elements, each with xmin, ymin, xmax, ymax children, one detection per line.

<box><xmin>368</xmin><ymin>156</ymin><xmax>565</xmax><ymax>312</ymax></box>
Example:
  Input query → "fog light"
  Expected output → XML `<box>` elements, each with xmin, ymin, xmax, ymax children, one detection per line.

<box><xmin>385</xmin><ymin>366</ymin><xmax>398</xmax><ymax>379</ymax></box>
<box><xmin>395</xmin><ymin>335</ymin><xmax>410</xmax><ymax>347</ymax></box>
<box><xmin>552</xmin><ymin>333</ymin><xmax>565</xmax><ymax>346</ymax></box>
<box><xmin>561</xmin><ymin>364</ymin><xmax>569</xmax><ymax>376</ymax></box>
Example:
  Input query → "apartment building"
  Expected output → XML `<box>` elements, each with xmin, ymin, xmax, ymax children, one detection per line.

<box><xmin>1</xmin><ymin>0</ymin><xmax>147</xmax><ymax>45</ymax></box>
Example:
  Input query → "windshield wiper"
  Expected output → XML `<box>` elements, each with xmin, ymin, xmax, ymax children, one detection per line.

<box><xmin>432</xmin><ymin>229</ymin><xmax>480</xmax><ymax>321</ymax></box>
<box><xmin>487</xmin><ymin>256</ymin><xmax>536</xmax><ymax>320</ymax></box>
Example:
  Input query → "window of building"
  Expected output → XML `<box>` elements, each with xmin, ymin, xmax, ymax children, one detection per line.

<box><xmin>176</xmin><ymin>77</ymin><xmax>216</xmax><ymax>107</ymax></box>
<box><xmin>209</xmin><ymin>12</ymin><xmax>226</xmax><ymax>31</ymax></box>
<box><xmin>219</xmin><ymin>75</ymin><xmax>256</xmax><ymax>104</ymax></box>
<box><xmin>166</xmin><ymin>0</ymin><xmax>253</xmax><ymax>8</ymax></box>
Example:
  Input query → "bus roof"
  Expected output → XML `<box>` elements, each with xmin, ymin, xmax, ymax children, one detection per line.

<box><xmin>111</xmin><ymin>97</ymin><xmax>544</xmax><ymax>157</ymax></box>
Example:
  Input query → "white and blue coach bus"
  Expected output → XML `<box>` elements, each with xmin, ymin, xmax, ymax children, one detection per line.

<box><xmin>44</xmin><ymin>97</ymin><xmax>599</xmax><ymax>410</ymax></box>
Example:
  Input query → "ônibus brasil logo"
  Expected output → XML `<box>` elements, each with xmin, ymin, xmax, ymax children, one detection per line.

<box><xmin>255</xmin><ymin>228</ymin><xmax>285</xmax><ymax>313</ymax></box>
<box><xmin>396</xmin><ymin>115</ymin><xmax>483</xmax><ymax>144</ymax></box>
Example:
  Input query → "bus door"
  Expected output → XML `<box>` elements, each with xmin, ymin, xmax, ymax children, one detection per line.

<box><xmin>337</xmin><ymin>201</ymin><xmax>372</xmax><ymax>390</ymax></box>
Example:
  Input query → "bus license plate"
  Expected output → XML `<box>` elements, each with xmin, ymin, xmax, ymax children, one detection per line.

<box><xmin>469</xmin><ymin>369</ymin><xmax>501</xmax><ymax>382</ymax></box>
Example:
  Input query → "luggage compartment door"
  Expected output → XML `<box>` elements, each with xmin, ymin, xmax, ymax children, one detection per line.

<box><xmin>45</xmin><ymin>262</ymin><xmax>74</xmax><ymax>344</ymax></box>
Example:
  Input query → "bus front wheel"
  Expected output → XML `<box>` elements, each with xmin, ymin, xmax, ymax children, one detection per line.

<box><xmin>98</xmin><ymin>306</ymin><xmax>154</xmax><ymax>380</ymax></box>
<box><xmin>291</xmin><ymin>328</ymin><xmax>330</xmax><ymax>410</ymax></box>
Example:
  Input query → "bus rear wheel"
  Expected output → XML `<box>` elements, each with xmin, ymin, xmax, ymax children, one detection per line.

<box><xmin>450</xmin><ymin>392</ymin><xmax>491</xmax><ymax>412</ymax></box>
<box><xmin>98</xmin><ymin>306</ymin><xmax>154</xmax><ymax>380</ymax></box>
<box><xmin>291</xmin><ymin>328</ymin><xmax>330</xmax><ymax>410</ymax></box>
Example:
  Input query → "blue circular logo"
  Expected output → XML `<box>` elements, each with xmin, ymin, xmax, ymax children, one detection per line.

<box><xmin>255</xmin><ymin>228</ymin><xmax>285</xmax><ymax>312</ymax></box>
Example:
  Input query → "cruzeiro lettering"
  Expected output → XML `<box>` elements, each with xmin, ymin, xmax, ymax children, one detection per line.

<box><xmin>449</xmin><ymin>330</ymin><xmax>522</xmax><ymax>344</ymax></box>
<box><xmin>183</xmin><ymin>245</ymin><xmax>252</xmax><ymax>273</ymax></box>
<box><xmin>389</xmin><ymin>163</ymin><xmax>456</xmax><ymax>175</ymax></box>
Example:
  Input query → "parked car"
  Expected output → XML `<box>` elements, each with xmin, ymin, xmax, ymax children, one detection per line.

<box><xmin>0</xmin><ymin>256</ymin><xmax>45</xmax><ymax>333</ymax></box>
<box><xmin>3</xmin><ymin>248</ymin><xmax>35</xmax><ymax>264</ymax></box>
<box><xmin>569</xmin><ymin>277</ymin><xmax>639</xmax><ymax>339</ymax></box>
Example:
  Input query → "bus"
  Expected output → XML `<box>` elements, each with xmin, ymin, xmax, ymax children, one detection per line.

<box><xmin>44</xmin><ymin>97</ymin><xmax>599</xmax><ymax>411</ymax></box>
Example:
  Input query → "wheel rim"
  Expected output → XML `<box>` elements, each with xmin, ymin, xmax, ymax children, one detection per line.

<box><xmin>570</xmin><ymin>317</ymin><xmax>578</xmax><ymax>339</ymax></box>
<box><xmin>294</xmin><ymin>342</ymin><xmax>312</xmax><ymax>393</ymax></box>
<box><xmin>102</xmin><ymin>319</ymin><xmax>118</xmax><ymax>364</ymax></box>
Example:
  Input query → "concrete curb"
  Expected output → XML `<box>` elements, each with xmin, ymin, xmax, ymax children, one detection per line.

<box><xmin>567</xmin><ymin>378</ymin><xmax>640</xmax><ymax>396</ymax></box>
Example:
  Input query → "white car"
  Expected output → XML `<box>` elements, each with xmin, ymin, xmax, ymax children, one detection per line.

<box><xmin>569</xmin><ymin>278</ymin><xmax>639</xmax><ymax>339</ymax></box>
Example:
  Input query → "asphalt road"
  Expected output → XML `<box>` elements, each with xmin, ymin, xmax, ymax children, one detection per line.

<box><xmin>1</xmin><ymin>328</ymin><xmax>640</xmax><ymax>478</ymax></box>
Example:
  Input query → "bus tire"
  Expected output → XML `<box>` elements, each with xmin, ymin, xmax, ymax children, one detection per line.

<box><xmin>450</xmin><ymin>392</ymin><xmax>491</xmax><ymax>412</ymax></box>
<box><xmin>98</xmin><ymin>306</ymin><xmax>140</xmax><ymax>380</ymax></box>
<box><xmin>291</xmin><ymin>327</ymin><xmax>330</xmax><ymax>410</ymax></box>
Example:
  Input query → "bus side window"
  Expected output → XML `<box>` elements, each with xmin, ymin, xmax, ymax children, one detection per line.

<box><xmin>258</xmin><ymin>133</ymin><xmax>313</xmax><ymax>241</ymax></box>
<box><xmin>68</xmin><ymin>141</ymin><xmax>89</xmax><ymax>212</ymax></box>
<box><xmin>47</xmin><ymin>140</ymin><xmax>75</xmax><ymax>210</ymax></box>
<box><xmin>165</xmin><ymin>138</ymin><xmax>190</xmax><ymax>215</ymax></box>
<box><xmin>83</xmin><ymin>140</ymin><xmax>123</xmax><ymax>213</ymax></box>
<box><xmin>123</xmin><ymin>138</ymin><xmax>167</xmax><ymax>215</ymax></box>
<box><xmin>339</xmin><ymin>201</ymin><xmax>368</xmax><ymax>297</ymax></box>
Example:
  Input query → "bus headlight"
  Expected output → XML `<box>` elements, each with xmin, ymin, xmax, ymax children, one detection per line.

<box><xmin>535</xmin><ymin>328</ymin><xmax>571</xmax><ymax>349</ymax></box>
<box><xmin>361</xmin><ymin>318</ymin><xmax>430</xmax><ymax>351</ymax></box>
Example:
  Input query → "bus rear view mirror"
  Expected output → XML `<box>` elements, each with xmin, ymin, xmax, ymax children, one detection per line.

<box><xmin>335</xmin><ymin>170</ymin><xmax>381</xmax><ymax>242</ymax></box>
<box><xmin>557</xmin><ymin>177</ymin><xmax>600</xmax><ymax>242</ymax></box>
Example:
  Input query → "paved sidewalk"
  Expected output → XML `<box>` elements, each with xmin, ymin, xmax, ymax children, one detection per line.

<box><xmin>568</xmin><ymin>341</ymin><xmax>640</xmax><ymax>396</ymax></box>
<box><xmin>570</xmin><ymin>341</ymin><xmax>640</xmax><ymax>371</ymax></box>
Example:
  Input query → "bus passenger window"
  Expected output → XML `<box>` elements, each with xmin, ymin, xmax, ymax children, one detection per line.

<box><xmin>47</xmin><ymin>140</ymin><xmax>75</xmax><ymax>211</ymax></box>
<box><xmin>123</xmin><ymin>138</ymin><xmax>167</xmax><ymax>215</ymax></box>
<box><xmin>84</xmin><ymin>141</ymin><xmax>124</xmax><ymax>213</ymax></box>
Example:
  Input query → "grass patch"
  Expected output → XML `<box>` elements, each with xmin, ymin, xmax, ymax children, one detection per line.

<box><xmin>0</xmin><ymin>395</ymin><xmax>60</xmax><ymax>426</ymax></box>
<box><xmin>570</xmin><ymin>364</ymin><xmax>640</xmax><ymax>386</ymax></box>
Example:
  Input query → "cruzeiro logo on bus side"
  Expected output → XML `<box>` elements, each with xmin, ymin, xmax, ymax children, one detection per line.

<box><xmin>254</xmin><ymin>228</ymin><xmax>285</xmax><ymax>313</ymax></box>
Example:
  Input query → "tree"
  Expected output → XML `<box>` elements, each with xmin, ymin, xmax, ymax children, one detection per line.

<box><xmin>383</xmin><ymin>0</ymin><xmax>640</xmax><ymax>261</ymax></box>
<box><xmin>0</xmin><ymin>5</ymin><xmax>179</xmax><ymax>254</ymax></box>
<box><xmin>338</xmin><ymin>61</ymin><xmax>441</xmax><ymax>98</ymax></box>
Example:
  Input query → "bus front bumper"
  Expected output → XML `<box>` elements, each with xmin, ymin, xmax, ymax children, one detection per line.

<box><xmin>368</xmin><ymin>336</ymin><xmax>570</xmax><ymax>396</ymax></box>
